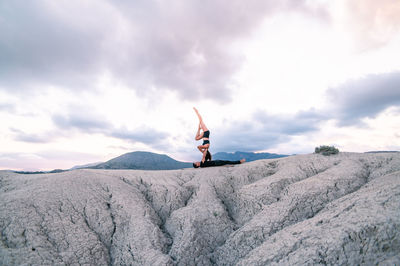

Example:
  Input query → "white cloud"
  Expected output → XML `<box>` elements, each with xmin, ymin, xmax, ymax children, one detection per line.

<box><xmin>337</xmin><ymin>0</ymin><xmax>400</xmax><ymax>51</ymax></box>
<box><xmin>0</xmin><ymin>0</ymin><xmax>399</xmax><ymax>170</ymax></box>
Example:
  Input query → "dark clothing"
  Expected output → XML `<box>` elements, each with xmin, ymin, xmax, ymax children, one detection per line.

<box><xmin>203</xmin><ymin>130</ymin><xmax>210</xmax><ymax>138</ymax></box>
<box><xmin>200</xmin><ymin>160</ymin><xmax>241</xmax><ymax>168</ymax></box>
<box><xmin>202</xmin><ymin>139</ymin><xmax>210</xmax><ymax>145</ymax></box>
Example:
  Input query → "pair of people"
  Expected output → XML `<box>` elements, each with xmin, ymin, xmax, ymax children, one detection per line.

<box><xmin>192</xmin><ymin>107</ymin><xmax>245</xmax><ymax>168</ymax></box>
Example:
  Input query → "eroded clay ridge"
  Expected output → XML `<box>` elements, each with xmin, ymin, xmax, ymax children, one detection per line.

<box><xmin>1</xmin><ymin>152</ymin><xmax>400</xmax><ymax>265</ymax></box>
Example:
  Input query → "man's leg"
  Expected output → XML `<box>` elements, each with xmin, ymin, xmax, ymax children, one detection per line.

<box><xmin>214</xmin><ymin>160</ymin><xmax>241</xmax><ymax>166</ymax></box>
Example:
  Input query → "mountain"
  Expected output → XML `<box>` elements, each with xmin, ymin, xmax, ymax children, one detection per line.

<box><xmin>70</xmin><ymin>162</ymin><xmax>104</xmax><ymax>170</ymax></box>
<box><xmin>1</xmin><ymin>152</ymin><xmax>399</xmax><ymax>265</ymax></box>
<box><xmin>14</xmin><ymin>169</ymin><xmax>67</xmax><ymax>174</ymax></box>
<box><xmin>213</xmin><ymin>151</ymin><xmax>288</xmax><ymax>162</ymax></box>
<box><xmin>90</xmin><ymin>151</ymin><xmax>192</xmax><ymax>170</ymax></box>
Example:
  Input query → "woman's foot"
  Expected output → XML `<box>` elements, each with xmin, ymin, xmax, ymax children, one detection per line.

<box><xmin>240</xmin><ymin>158</ymin><xmax>246</xmax><ymax>164</ymax></box>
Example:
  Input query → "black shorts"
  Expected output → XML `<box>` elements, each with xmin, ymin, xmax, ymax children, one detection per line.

<box><xmin>202</xmin><ymin>140</ymin><xmax>210</xmax><ymax>145</ymax></box>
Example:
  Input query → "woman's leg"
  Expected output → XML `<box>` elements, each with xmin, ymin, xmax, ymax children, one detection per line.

<box><xmin>197</xmin><ymin>144</ymin><xmax>210</xmax><ymax>152</ymax></box>
<box><xmin>193</xmin><ymin>107</ymin><xmax>208</xmax><ymax>131</ymax></box>
<box><xmin>195</xmin><ymin>124</ymin><xmax>204</xmax><ymax>140</ymax></box>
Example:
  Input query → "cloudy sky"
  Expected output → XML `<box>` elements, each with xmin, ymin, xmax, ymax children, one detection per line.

<box><xmin>1</xmin><ymin>0</ymin><xmax>400</xmax><ymax>170</ymax></box>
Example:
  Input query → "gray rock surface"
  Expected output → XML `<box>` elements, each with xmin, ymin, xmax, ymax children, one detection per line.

<box><xmin>1</xmin><ymin>152</ymin><xmax>399</xmax><ymax>265</ymax></box>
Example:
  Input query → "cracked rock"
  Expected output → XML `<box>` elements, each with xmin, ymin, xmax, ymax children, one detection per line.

<box><xmin>1</xmin><ymin>152</ymin><xmax>400</xmax><ymax>265</ymax></box>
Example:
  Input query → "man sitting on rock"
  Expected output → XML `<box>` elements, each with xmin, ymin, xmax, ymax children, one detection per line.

<box><xmin>193</xmin><ymin>158</ymin><xmax>246</xmax><ymax>168</ymax></box>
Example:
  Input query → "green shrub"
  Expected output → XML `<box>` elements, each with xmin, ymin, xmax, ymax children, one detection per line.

<box><xmin>315</xmin><ymin>145</ymin><xmax>339</xmax><ymax>156</ymax></box>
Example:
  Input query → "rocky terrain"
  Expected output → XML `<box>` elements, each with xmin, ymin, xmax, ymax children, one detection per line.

<box><xmin>1</xmin><ymin>152</ymin><xmax>399</xmax><ymax>265</ymax></box>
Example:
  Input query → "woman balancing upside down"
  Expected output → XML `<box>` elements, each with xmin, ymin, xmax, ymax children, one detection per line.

<box><xmin>192</xmin><ymin>107</ymin><xmax>245</xmax><ymax>168</ymax></box>
<box><xmin>193</xmin><ymin>107</ymin><xmax>212</xmax><ymax>163</ymax></box>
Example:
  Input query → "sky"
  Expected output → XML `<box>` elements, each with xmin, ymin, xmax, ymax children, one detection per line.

<box><xmin>1</xmin><ymin>0</ymin><xmax>400</xmax><ymax>171</ymax></box>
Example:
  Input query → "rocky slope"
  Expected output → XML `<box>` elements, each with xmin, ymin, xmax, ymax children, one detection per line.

<box><xmin>1</xmin><ymin>152</ymin><xmax>399</xmax><ymax>265</ymax></box>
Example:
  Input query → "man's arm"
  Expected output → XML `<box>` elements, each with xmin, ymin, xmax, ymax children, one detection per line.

<box><xmin>201</xmin><ymin>149</ymin><xmax>207</xmax><ymax>163</ymax></box>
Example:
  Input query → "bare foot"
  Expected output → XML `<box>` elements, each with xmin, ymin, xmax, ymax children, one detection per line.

<box><xmin>240</xmin><ymin>158</ymin><xmax>246</xmax><ymax>164</ymax></box>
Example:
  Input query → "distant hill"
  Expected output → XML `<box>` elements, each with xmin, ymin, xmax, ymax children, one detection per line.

<box><xmin>14</xmin><ymin>169</ymin><xmax>67</xmax><ymax>174</ymax></box>
<box><xmin>70</xmin><ymin>162</ymin><xmax>104</xmax><ymax>170</ymax></box>
<box><xmin>90</xmin><ymin>151</ymin><xmax>192</xmax><ymax>170</ymax></box>
<box><xmin>213</xmin><ymin>151</ymin><xmax>288</xmax><ymax>162</ymax></box>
